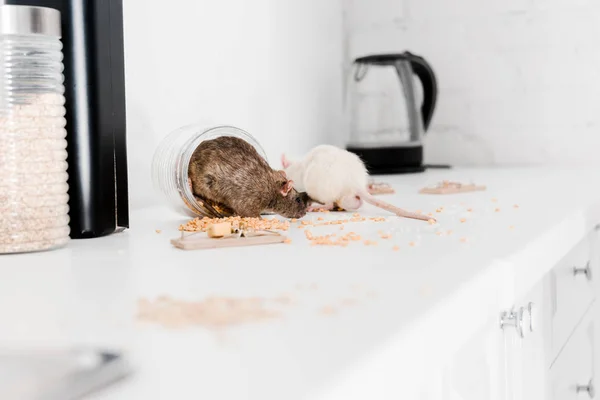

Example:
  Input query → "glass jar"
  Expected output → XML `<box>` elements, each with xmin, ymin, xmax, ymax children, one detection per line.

<box><xmin>151</xmin><ymin>124</ymin><xmax>268</xmax><ymax>217</ymax></box>
<box><xmin>0</xmin><ymin>5</ymin><xmax>70</xmax><ymax>254</ymax></box>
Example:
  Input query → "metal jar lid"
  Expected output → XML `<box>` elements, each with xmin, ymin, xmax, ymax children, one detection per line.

<box><xmin>0</xmin><ymin>5</ymin><xmax>61</xmax><ymax>37</ymax></box>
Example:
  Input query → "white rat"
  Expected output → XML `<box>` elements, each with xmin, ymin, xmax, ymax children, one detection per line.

<box><xmin>281</xmin><ymin>145</ymin><xmax>432</xmax><ymax>222</ymax></box>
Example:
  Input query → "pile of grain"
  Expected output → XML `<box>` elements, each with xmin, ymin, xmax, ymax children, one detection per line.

<box><xmin>137</xmin><ymin>295</ymin><xmax>283</xmax><ymax>329</ymax></box>
<box><xmin>179</xmin><ymin>216</ymin><xmax>291</xmax><ymax>232</ymax></box>
<box><xmin>0</xmin><ymin>94</ymin><xmax>70</xmax><ymax>253</ymax></box>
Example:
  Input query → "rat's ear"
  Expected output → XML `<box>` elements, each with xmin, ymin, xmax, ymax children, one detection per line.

<box><xmin>281</xmin><ymin>154</ymin><xmax>291</xmax><ymax>169</ymax></box>
<box><xmin>280</xmin><ymin>179</ymin><xmax>294</xmax><ymax>196</ymax></box>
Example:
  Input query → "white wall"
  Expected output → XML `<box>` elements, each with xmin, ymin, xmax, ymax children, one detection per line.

<box><xmin>124</xmin><ymin>0</ymin><xmax>343</xmax><ymax>210</ymax></box>
<box><xmin>344</xmin><ymin>0</ymin><xmax>600</xmax><ymax>167</ymax></box>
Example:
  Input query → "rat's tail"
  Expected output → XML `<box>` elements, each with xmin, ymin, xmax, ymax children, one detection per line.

<box><xmin>358</xmin><ymin>190</ymin><xmax>433</xmax><ymax>222</ymax></box>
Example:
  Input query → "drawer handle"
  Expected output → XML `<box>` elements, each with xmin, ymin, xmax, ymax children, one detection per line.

<box><xmin>499</xmin><ymin>307</ymin><xmax>524</xmax><ymax>338</ymax></box>
<box><xmin>576</xmin><ymin>379</ymin><xmax>595</xmax><ymax>398</ymax></box>
<box><xmin>573</xmin><ymin>261</ymin><xmax>593</xmax><ymax>281</ymax></box>
<box><xmin>526</xmin><ymin>302</ymin><xmax>535</xmax><ymax>332</ymax></box>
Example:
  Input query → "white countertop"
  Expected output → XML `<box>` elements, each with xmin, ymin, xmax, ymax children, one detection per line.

<box><xmin>2</xmin><ymin>167</ymin><xmax>600</xmax><ymax>400</ymax></box>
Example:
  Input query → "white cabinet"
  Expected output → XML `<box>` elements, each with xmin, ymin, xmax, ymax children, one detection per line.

<box><xmin>443</xmin><ymin>227</ymin><xmax>600</xmax><ymax>400</ymax></box>
<box><xmin>441</xmin><ymin>313</ymin><xmax>510</xmax><ymax>400</ymax></box>
<box><xmin>550</xmin><ymin>303</ymin><xmax>596</xmax><ymax>399</ymax></box>
<box><xmin>505</xmin><ymin>279</ymin><xmax>551</xmax><ymax>400</ymax></box>
<box><xmin>549</xmin><ymin>232</ymin><xmax>597</xmax><ymax>360</ymax></box>
<box><xmin>419</xmin><ymin>227</ymin><xmax>600</xmax><ymax>400</ymax></box>
<box><xmin>508</xmin><ymin>227</ymin><xmax>600</xmax><ymax>400</ymax></box>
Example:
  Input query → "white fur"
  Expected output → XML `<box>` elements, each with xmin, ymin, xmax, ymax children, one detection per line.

<box><xmin>283</xmin><ymin>145</ymin><xmax>368</xmax><ymax>205</ymax></box>
<box><xmin>282</xmin><ymin>145</ymin><xmax>432</xmax><ymax>221</ymax></box>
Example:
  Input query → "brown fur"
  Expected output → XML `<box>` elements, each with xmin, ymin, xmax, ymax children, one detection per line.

<box><xmin>188</xmin><ymin>136</ymin><xmax>310</xmax><ymax>218</ymax></box>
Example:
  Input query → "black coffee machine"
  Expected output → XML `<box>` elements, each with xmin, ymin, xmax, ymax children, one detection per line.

<box><xmin>5</xmin><ymin>0</ymin><xmax>129</xmax><ymax>238</ymax></box>
<box><xmin>346</xmin><ymin>51</ymin><xmax>444</xmax><ymax>174</ymax></box>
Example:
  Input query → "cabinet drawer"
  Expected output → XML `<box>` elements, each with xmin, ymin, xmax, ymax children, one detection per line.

<box><xmin>551</xmin><ymin>303</ymin><xmax>595</xmax><ymax>400</ymax></box>
<box><xmin>551</xmin><ymin>231</ymin><xmax>597</xmax><ymax>359</ymax></box>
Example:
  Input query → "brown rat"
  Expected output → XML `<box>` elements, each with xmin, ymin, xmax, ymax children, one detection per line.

<box><xmin>188</xmin><ymin>136</ymin><xmax>310</xmax><ymax>219</ymax></box>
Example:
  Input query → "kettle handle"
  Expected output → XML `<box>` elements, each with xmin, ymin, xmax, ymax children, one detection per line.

<box><xmin>405</xmin><ymin>52</ymin><xmax>438</xmax><ymax>131</ymax></box>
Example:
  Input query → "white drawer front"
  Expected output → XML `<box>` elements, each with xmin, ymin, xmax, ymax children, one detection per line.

<box><xmin>551</xmin><ymin>304</ymin><xmax>595</xmax><ymax>400</ymax></box>
<box><xmin>551</xmin><ymin>231</ymin><xmax>596</xmax><ymax>359</ymax></box>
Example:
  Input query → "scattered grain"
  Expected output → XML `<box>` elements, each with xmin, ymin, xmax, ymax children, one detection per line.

<box><xmin>155</xmin><ymin>229</ymin><xmax>161</xmax><ymax>234</ymax></box>
<box><xmin>460</xmin><ymin>218</ymin><xmax>467</xmax><ymax>223</ymax></box>
<box><xmin>179</xmin><ymin>216</ymin><xmax>291</xmax><ymax>233</ymax></box>
<box><xmin>392</xmin><ymin>245</ymin><xmax>400</xmax><ymax>251</ymax></box>
<box><xmin>320</xmin><ymin>306</ymin><xmax>337</xmax><ymax>315</ymax></box>
<box><xmin>272</xmin><ymin>295</ymin><xmax>293</xmax><ymax>305</ymax></box>
<box><xmin>340</xmin><ymin>298</ymin><xmax>357</xmax><ymax>307</ymax></box>
<box><xmin>136</xmin><ymin>295</ymin><xmax>281</xmax><ymax>329</ymax></box>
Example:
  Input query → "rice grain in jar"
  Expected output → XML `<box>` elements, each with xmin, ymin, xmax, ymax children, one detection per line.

<box><xmin>0</xmin><ymin>5</ymin><xmax>70</xmax><ymax>254</ymax></box>
<box><xmin>151</xmin><ymin>124</ymin><xmax>267</xmax><ymax>217</ymax></box>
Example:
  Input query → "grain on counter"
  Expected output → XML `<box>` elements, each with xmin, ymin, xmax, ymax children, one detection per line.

<box><xmin>179</xmin><ymin>216</ymin><xmax>291</xmax><ymax>232</ymax></box>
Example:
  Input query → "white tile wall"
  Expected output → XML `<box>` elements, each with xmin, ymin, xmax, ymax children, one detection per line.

<box><xmin>124</xmin><ymin>0</ymin><xmax>343</xmax><ymax>210</ymax></box>
<box><xmin>124</xmin><ymin>0</ymin><xmax>600</xmax><ymax>211</ymax></box>
<box><xmin>344</xmin><ymin>0</ymin><xmax>600</xmax><ymax>167</ymax></box>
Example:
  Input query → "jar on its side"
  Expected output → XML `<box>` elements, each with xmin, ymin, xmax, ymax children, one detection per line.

<box><xmin>0</xmin><ymin>5</ymin><xmax>70</xmax><ymax>254</ymax></box>
<box><xmin>152</xmin><ymin>125</ymin><xmax>268</xmax><ymax>217</ymax></box>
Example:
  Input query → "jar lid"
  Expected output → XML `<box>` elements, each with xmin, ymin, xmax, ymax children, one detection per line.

<box><xmin>0</xmin><ymin>5</ymin><xmax>61</xmax><ymax>37</ymax></box>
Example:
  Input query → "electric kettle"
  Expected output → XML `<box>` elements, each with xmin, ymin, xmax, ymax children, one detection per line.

<box><xmin>346</xmin><ymin>52</ymin><xmax>438</xmax><ymax>174</ymax></box>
